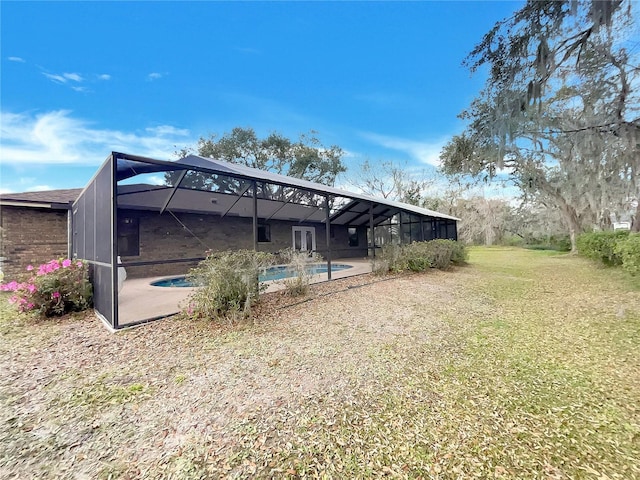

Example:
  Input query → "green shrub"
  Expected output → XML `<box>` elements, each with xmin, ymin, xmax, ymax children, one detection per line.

<box><xmin>277</xmin><ymin>248</ymin><xmax>323</xmax><ymax>297</ymax></box>
<box><xmin>549</xmin><ymin>234</ymin><xmax>571</xmax><ymax>252</ymax></box>
<box><xmin>504</xmin><ymin>235</ymin><xmax>525</xmax><ymax>247</ymax></box>
<box><xmin>371</xmin><ymin>243</ymin><xmax>405</xmax><ymax>275</ymax></box>
<box><xmin>449</xmin><ymin>240</ymin><xmax>469</xmax><ymax>265</ymax></box>
<box><xmin>0</xmin><ymin>259</ymin><xmax>92</xmax><ymax>317</ymax></box>
<box><xmin>404</xmin><ymin>242</ymin><xmax>432</xmax><ymax>272</ymax></box>
<box><xmin>185</xmin><ymin>250</ymin><xmax>274</xmax><ymax>321</ymax></box>
<box><xmin>577</xmin><ymin>231</ymin><xmax>630</xmax><ymax>266</ymax></box>
<box><xmin>615</xmin><ymin>233</ymin><xmax>640</xmax><ymax>276</ymax></box>
<box><xmin>523</xmin><ymin>234</ymin><xmax>571</xmax><ymax>252</ymax></box>
<box><xmin>371</xmin><ymin>240</ymin><xmax>467</xmax><ymax>274</ymax></box>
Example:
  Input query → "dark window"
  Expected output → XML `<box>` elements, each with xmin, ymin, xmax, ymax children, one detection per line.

<box><xmin>348</xmin><ymin>227</ymin><xmax>359</xmax><ymax>247</ymax></box>
<box><xmin>118</xmin><ymin>217</ymin><xmax>139</xmax><ymax>256</ymax></box>
<box><xmin>258</xmin><ymin>224</ymin><xmax>271</xmax><ymax>242</ymax></box>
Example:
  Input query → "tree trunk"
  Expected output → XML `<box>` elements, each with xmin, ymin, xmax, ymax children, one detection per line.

<box><xmin>632</xmin><ymin>201</ymin><xmax>640</xmax><ymax>233</ymax></box>
<box><xmin>538</xmin><ymin>180</ymin><xmax>582</xmax><ymax>252</ymax></box>
<box><xmin>559</xmin><ymin>203</ymin><xmax>581</xmax><ymax>253</ymax></box>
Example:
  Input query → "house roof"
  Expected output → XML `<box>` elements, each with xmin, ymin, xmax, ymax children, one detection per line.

<box><xmin>178</xmin><ymin>155</ymin><xmax>461</xmax><ymax>222</ymax></box>
<box><xmin>0</xmin><ymin>188</ymin><xmax>82</xmax><ymax>209</ymax></box>
<box><xmin>113</xmin><ymin>152</ymin><xmax>460</xmax><ymax>224</ymax></box>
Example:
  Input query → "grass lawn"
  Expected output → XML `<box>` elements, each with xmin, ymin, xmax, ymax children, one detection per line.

<box><xmin>1</xmin><ymin>247</ymin><xmax>638</xmax><ymax>479</ymax></box>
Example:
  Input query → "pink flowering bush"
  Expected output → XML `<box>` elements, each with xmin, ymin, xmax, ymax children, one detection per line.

<box><xmin>0</xmin><ymin>259</ymin><xmax>92</xmax><ymax>317</ymax></box>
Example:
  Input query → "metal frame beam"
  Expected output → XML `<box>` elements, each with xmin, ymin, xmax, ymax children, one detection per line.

<box><xmin>110</xmin><ymin>154</ymin><xmax>119</xmax><ymax>329</ymax></box>
<box><xmin>300</xmin><ymin>205</ymin><xmax>322</xmax><ymax>223</ymax></box>
<box><xmin>325</xmin><ymin>195</ymin><xmax>332</xmax><ymax>281</ymax></box>
<box><xmin>265</xmin><ymin>192</ymin><xmax>294</xmax><ymax>221</ymax></box>
<box><xmin>369</xmin><ymin>202</ymin><xmax>375</xmax><ymax>258</ymax></box>
<box><xmin>330</xmin><ymin>201</ymin><xmax>366</xmax><ymax>222</ymax></box>
<box><xmin>220</xmin><ymin>182</ymin><xmax>252</xmax><ymax>218</ymax></box>
<box><xmin>159</xmin><ymin>170</ymin><xmax>188</xmax><ymax>215</ymax></box>
<box><xmin>252</xmin><ymin>181</ymin><xmax>258</xmax><ymax>251</ymax></box>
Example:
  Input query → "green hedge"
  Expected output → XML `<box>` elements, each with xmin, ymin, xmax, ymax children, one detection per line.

<box><xmin>372</xmin><ymin>239</ymin><xmax>467</xmax><ymax>275</ymax></box>
<box><xmin>523</xmin><ymin>234</ymin><xmax>571</xmax><ymax>252</ymax></box>
<box><xmin>576</xmin><ymin>231</ymin><xmax>630</xmax><ymax>266</ymax></box>
<box><xmin>615</xmin><ymin>233</ymin><xmax>640</xmax><ymax>276</ymax></box>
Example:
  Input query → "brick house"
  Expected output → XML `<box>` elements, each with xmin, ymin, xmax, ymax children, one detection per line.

<box><xmin>0</xmin><ymin>189</ymin><xmax>82</xmax><ymax>279</ymax></box>
<box><xmin>4</xmin><ymin>152</ymin><xmax>458</xmax><ymax>328</ymax></box>
<box><xmin>0</xmin><ymin>187</ymin><xmax>371</xmax><ymax>280</ymax></box>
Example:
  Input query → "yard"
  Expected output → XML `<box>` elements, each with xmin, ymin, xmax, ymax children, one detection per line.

<box><xmin>1</xmin><ymin>248</ymin><xmax>638</xmax><ymax>479</ymax></box>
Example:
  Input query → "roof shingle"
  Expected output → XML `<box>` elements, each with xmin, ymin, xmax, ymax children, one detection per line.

<box><xmin>0</xmin><ymin>188</ymin><xmax>82</xmax><ymax>207</ymax></box>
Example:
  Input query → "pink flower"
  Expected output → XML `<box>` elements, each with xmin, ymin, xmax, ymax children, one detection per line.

<box><xmin>26</xmin><ymin>284</ymin><xmax>37</xmax><ymax>294</ymax></box>
<box><xmin>1</xmin><ymin>281</ymin><xmax>19</xmax><ymax>292</ymax></box>
<box><xmin>52</xmin><ymin>291</ymin><xmax>61</xmax><ymax>299</ymax></box>
<box><xmin>76</xmin><ymin>261</ymin><xmax>83</xmax><ymax>268</ymax></box>
<box><xmin>26</xmin><ymin>303</ymin><xmax>35</xmax><ymax>310</ymax></box>
<box><xmin>8</xmin><ymin>295</ymin><xmax>18</xmax><ymax>304</ymax></box>
<box><xmin>26</xmin><ymin>265</ymin><xmax>34</xmax><ymax>271</ymax></box>
<box><xmin>62</xmin><ymin>259</ymin><xmax>72</xmax><ymax>268</ymax></box>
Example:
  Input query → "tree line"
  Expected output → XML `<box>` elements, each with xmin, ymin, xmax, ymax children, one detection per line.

<box><xmin>169</xmin><ymin>1</ymin><xmax>639</xmax><ymax>250</ymax></box>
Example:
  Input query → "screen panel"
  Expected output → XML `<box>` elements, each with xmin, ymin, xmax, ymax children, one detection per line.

<box><xmin>72</xmin><ymin>157</ymin><xmax>116</xmax><ymax>327</ymax></box>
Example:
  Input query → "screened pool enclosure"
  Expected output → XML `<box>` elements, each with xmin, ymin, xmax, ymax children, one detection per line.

<box><xmin>72</xmin><ymin>152</ymin><xmax>459</xmax><ymax>329</ymax></box>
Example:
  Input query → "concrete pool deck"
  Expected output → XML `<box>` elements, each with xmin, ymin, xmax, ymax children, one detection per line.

<box><xmin>117</xmin><ymin>258</ymin><xmax>372</xmax><ymax>326</ymax></box>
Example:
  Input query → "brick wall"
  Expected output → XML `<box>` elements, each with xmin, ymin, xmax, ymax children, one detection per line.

<box><xmin>0</xmin><ymin>205</ymin><xmax>370</xmax><ymax>281</ymax></box>
<box><xmin>0</xmin><ymin>206</ymin><xmax>69</xmax><ymax>280</ymax></box>
<box><xmin>119</xmin><ymin>210</ymin><xmax>368</xmax><ymax>278</ymax></box>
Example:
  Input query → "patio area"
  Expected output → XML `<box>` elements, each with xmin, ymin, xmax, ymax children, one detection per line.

<box><xmin>74</xmin><ymin>152</ymin><xmax>457</xmax><ymax>330</ymax></box>
<box><xmin>116</xmin><ymin>258</ymin><xmax>372</xmax><ymax>327</ymax></box>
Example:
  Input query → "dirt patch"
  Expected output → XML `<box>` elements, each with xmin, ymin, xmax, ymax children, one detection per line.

<box><xmin>1</xmin><ymin>253</ymin><xmax>638</xmax><ymax>479</ymax></box>
<box><xmin>0</xmin><ymin>270</ymin><xmax>463</xmax><ymax>478</ymax></box>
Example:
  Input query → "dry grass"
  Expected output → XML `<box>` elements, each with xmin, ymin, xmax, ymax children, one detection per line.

<box><xmin>0</xmin><ymin>248</ymin><xmax>638</xmax><ymax>479</ymax></box>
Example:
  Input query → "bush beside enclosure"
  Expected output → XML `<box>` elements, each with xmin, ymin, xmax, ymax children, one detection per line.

<box><xmin>0</xmin><ymin>259</ymin><xmax>92</xmax><ymax>317</ymax></box>
<box><xmin>184</xmin><ymin>248</ymin><xmax>333</xmax><ymax>321</ymax></box>
<box><xmin>372</xmin><ymin>239</ymin><xmax>467</xmax><ymax>275</ymax></box>
<box><xmin>275</xmin><ymin>248</ymin><xmax>323</xmax><ymax>297</ymax></box>
<box><xmin>184</xmin><ymin>250</ymin><xmax>274</xmax><ymax>322</ymax></box>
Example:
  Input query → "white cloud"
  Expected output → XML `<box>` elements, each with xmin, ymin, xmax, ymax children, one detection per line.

<box><xmin>41</xmin><ymin>71</ymin><xmax>93</xmax><ymax>92</ymax></box>
<box><xmin>43</xmin><ymin>72</ymin><xmax>83</xmax><ymax>84</ymax></box>
<box><xmin>146</xmin><ymin>125</ymin><xmax>190</xmax><ymax>137</ymax></box>
<box><xmin>147</xmin><ymin>72</ymin><xmax>164</xmax><ymax>80</ymax></box>
<box><xmin>63</xmin><ymin>72</ymin><xmax>83</xmax><ymax>82</ymax></box>
<box><xmin>0</xmin><ymin>188</ymin><xmax>14</xmax><ymax>194</ymax></box>
<box><xmin>26</xmin><ymin>185</ymin><xmax>53</xmax><ymax>192</ymax></box>
<box><xmin>43</xmin><ymin>72</ymin><xmax>67</xmax><ymax>83</ymax></box>
<box><xmin>0</xmin><ymin>110</ymin><xmax>195</xmax><ymax>165</ymax></box>
<box><xmin>97</xmin><ymin>74</ymin><xmax>111</xmax><ymax>80</ymax></box>
<box><xmin>360</xmin><ymin>132</ymin><xmax>448</xmax><ymax>167</ymax></box>
<box><xmin>8</xmin><ymin>56</ymin><xmax>25</xmax><ymax>63</ymax></box>
<box><xmin>147</xmin><ymin>175</ymin><xmax>166</xmax><ymax>186</ymax></box>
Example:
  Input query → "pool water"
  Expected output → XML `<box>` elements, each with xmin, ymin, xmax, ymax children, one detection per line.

<box><xmin>150</xmin><ymin>263</ymin><xmax>353</xmax><ymax>287</ymax></box>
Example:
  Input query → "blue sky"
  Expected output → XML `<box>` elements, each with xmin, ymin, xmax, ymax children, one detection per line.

<box><xmin>0</xmin><ymin>1</ymin><xmax>521</xmax><ymax>194</ymax></box>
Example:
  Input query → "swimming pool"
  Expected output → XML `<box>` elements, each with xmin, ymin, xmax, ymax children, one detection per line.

<box><xmin>150</xmin><ymin>263</ymin><xmax>353</xmax><ymax>287</ymax></box>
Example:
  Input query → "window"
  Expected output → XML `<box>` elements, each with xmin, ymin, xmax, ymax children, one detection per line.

<box><xmin>258</xmin><ymin>224</ymin><xmax>271</xmax><ymax>243</ymax></box>
<box><xmin>118</xmin><ymin>217</ymin><xmax>139</xmax><ymax>256</ymax></box>
<box><xmin>348</xmin><ymin>227</ymin><xmax>359</xmax><ymax>247</ymax></box>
